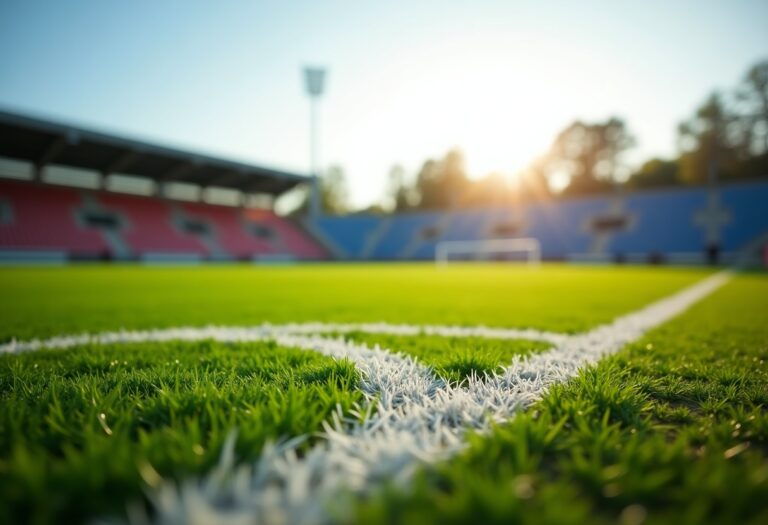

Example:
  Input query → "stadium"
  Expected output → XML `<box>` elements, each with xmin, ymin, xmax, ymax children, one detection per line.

<box><xmin>1</xmin><ymin>2</ymin><xmax>767</xmax><ymax>525</ymax></box>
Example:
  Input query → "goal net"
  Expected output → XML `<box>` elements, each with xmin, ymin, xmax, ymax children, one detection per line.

<box><xmin>435</xmin><ymin>238</ymin><xmax>541</xmax><ymax>266</ymax></box>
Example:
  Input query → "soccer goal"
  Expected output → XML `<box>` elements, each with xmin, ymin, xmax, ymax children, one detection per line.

<box><xmin>435</xmin><ymin>238</ymin><xmax>541</xmax><ymax>266</ymax></box>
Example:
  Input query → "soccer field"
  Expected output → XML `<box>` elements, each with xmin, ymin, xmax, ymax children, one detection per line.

<box><xmin>1</xmin><ymin>264</ymin><xmax>766</xmax><ymax>524</ymax></box>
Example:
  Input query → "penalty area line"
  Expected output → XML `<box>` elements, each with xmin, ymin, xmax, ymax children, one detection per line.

<box><xmin>0</xmin><ymin>322</ymin><xmax>566</xmax><ymax>354</ymax></box>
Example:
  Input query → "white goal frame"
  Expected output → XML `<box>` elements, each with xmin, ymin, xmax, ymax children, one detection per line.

<box><xmin>435</xmin><ymin>238</ymin><xmax>541</xmax><ymax>266</ymax></box>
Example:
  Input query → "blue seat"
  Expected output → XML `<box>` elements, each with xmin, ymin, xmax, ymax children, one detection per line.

<box><xmin>612</xmin><ymin>188</ymin><xmax>705</xmax><ymax>254</ymax></box>
<box><xmin>313</xmin><ymin>215</ymin><xmax>381</xmax><ymax>258</ymax></box>
<box><xmin>720</xmin><ymin>182</ymin><xmax>768</xmax><ymax>251</ymax></box>
<box><xmin>372</xmin><ymin>213</ymin><xmax>440</xmax><ymax>259</ymax></box>
<box><xmin>312</xmin><ymin>181</ymin><xmax>768</xmax><ymax>261</ymax></box>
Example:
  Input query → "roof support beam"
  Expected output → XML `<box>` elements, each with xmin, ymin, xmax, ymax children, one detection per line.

<box><xmin>199</xmin><ymin>169</ymin><xmax>245</xmax><ymax>188</ymax></box>
<box><xmin>104</xmin><ymin>150</ymin><xmax>141</xmax><ymax>176</ymax></box>
<box><xmin>161</xmin><ymin>160</ymin><xmax>199</xmax><ymax>182</ymax></box>
<box><xmin>36</xmin><ymin>135</ymin><xmax>68</xmax><ymax>169</ymax></box>
<box><xmin>243</xmin><ymin>178</ymin><xmax>292</xmax><ymax>194</ymax></box>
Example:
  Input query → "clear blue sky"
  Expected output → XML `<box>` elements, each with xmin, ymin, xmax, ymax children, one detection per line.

<box><xmin>1</xmin><ymin>0</ymin><xmax>766</xmax><ymax>207</ymax></box>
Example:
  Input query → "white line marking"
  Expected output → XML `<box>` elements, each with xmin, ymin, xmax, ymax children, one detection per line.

<box><xmin>1</xmin><ymin>272</ymin><xmax>732</xmax><ymax>525</ymax></box>
<box><xmin>0</xmin><ymin>322</ymin><xmax>565</xmax><ymax>354</ymax></box>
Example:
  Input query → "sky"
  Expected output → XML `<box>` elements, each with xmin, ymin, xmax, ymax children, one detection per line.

<box><xmin>1</xmin><ymin>0</ymin><xmax>766</xmax><ymax>208</ymax></box>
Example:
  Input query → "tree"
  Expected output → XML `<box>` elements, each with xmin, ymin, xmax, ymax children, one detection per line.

<box><xmin>544</xmin><ymin>118</ymin><xmax>635</xmax><ymax>195</ymax></box>
<box><xmin>677</xmin><ymin>92</ymin><xmax>735</xmax><ymax>184</ymax></box>
<box><xmin>459</xmin><ymin>172</ymin><xmax>515</xmax><ymax>208</ymax></box>
<box><xmin>320</xmin><ymin>165</ymin><xmax>349</xmax><ymax>214</ymax></box>
<box><xmin>516</xmin><ymin>157</ymin><xmax>553</xmax><ymax>202</ymax></box>
<box><xmin>291</xmin><ymin>165</ymin><xmax>349</xmax><ymax>216</ymax></box>
<box><xmin>379</xmin><ymin>148</ymin><xmax>557</xmax><ymax>213</ymax></box>
<box><xmin>414</xmin><ymin>149</ymin><xmax>470</xmax><ymax>209</ymax></box>
<box><xmin>735</xmin><ymin>60</ymin><xmax>768</xmax><ymax>155</ymax></box>
<box><xmin>676</xmin><ymin>60</ymin><xmax>768</xmax><ymax>183</ymax></box>
<box><xmin>627</xmin><ymin>158</ymin><xmax>680</xmax><ymax>189</ymax></box>
<box><xmin>730</xmin><ymin>60</ymin><xmax>768</xmax><ymax>179</ymax></box>
<box><xmin>386</xmin><ymin>164</ymin><xmax>415</xmax><ymax>212</ymax></box>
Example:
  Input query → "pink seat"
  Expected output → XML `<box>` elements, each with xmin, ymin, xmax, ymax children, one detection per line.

<box><xmin>182</xmin><ymin>202</ymin><xmax>275</xmax><ymax>258</ymax></box>
<box><xmin>0</xmin><ymin>180</ymin><xmax>325</xmax><ymax>259</ymax></box>
<box><xmin>97</xmin><ymin>193</ymin><xmax>205</xmax><ymax>254</ymax></box>
<box><xmin>0</xmin><ymin>180</ymin><xmax>107</xmax><ymax>254</ymax></box>
<box><xmin>250</xmin><ymin>209</ymin><xmax>327</xmax><ymax>259</ymax></box>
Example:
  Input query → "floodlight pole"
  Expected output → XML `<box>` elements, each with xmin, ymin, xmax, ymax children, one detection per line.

<box><xmin>310</xmin><ymin>95</ymin><xmax>320</xmax><ymax>217</ymax></box>
<box><xmin>304</xmin><ymin>67</ymin><xmax>326</xmax><ymax>218</ymax></box>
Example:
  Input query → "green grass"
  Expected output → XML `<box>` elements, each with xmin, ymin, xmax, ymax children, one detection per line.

<box><xmin>0</xmin><ymin>264</ymin><xmax>710</xmax><ymax>341</ymax></box>
<box><xmin>0</xmin><ymin>264</ymin><xmax>764</xmax><ymax>525</ymax></box>
<box><xmin>0</xmin><ymin>340</ymin><xmax>362</xmax><ymax>524</ymax></box>
<box><xmin>341</xmin><ymin>332</ymin><xmax>551</xmax><ymax>383</ymax></box>
<box><xmin>352</xmin><ymin>275</ymin><xmax>768</xmax><ymax>525</ymax></box>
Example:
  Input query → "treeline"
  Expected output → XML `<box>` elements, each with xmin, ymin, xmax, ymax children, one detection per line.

<box><xmin>634</xmin><ymin>58</ymin><xmax>768</xmax><ymax>190</ymax></box>
<box><xmin>314</xmin><ymin>59</ymin><xmax>768</xmax><ymax>215</ymax></box>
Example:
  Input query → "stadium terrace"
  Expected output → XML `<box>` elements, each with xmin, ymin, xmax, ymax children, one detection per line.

<box><xmin>1</xmin><ymin>110</ymin><xmax>767</xmax><ymax>265</ymax></box>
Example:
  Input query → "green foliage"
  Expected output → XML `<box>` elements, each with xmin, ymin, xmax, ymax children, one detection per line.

<box><xmin>545</xmin><ymin>117</ymin><xmax>635</xmax><ymax>195</ymax></box>
<box><xmin>675</xmin><ymin>59</ymin><xmax>768</xmax><ymax>186</ymax></box>
<box><xmin>321</xmin><ymin>165</ymin><xmax>350</xmax><ymax>215</ymax></box>
<box><xmin>368</xmin><ymin>60</ymin><xmax>768</xmax><ymax>209</ymax></box>
<box><xmin>0</xmin><ymin>341</ymin><xmax>363</xmax><ymax>524</ymax></box>
<box><xmin>386</xmin><ymin>164</ymin><xmax>417</xmax><ymax>212</ymax></box>
<box><xmin>414</xmin><ymin>149</ymin><xmax>469</xmax><ymax>209</ymax></box>
<box><xmin>290</xmin><ymin>165</ymin><xmax>349</xmax><ymax>216</ymax></box>
<box><xmin>385</xmin><ymin>148</ymin><xmax>553</xmax><ymax>212</ymax></box>
<box><xmin>628</xmin><ymin>158</ymin><xmax>680</xmax><ymax>189</ymax></box>
<box><xmin>351</xmin><ymin>276</ymin><xmax>768</xmax><ymax>525</ymax></box>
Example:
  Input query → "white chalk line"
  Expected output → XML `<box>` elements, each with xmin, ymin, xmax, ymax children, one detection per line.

<box><xmin>0</xmin><ymin>322</ymin><xmax>566</xmax><ymax>355</ymax></box>
<box><xmin>2</xmin><ymin>272</ymin><xmax>732</xmax><ymax>525</ymax></box>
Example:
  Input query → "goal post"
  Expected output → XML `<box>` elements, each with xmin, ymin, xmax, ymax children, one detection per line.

<box><xmin>435</xmin><ymin>238</ymin><xmax>541</xmax><ymax>266</ymax></box>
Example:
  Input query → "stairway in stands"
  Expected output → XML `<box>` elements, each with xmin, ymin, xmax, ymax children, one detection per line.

<box><xmin>0</xmin><ymin>179</ymin><xmax>327</xmax><ymax>261</ymax></box>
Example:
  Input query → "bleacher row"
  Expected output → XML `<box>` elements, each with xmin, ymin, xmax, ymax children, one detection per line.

<box><xmin>0</xmin><ymin>180</ymin><xmax>326</xmax><ymax>261</ymax></box>
<box><xmin>2</xmin><ymin>178</ymin><xmax>766</xmax><ymax>264</ymax></box>
<box><xmin>313</xmin><ymin>181</ymin><xmax>768</xmax><ymax>263</ymax></box>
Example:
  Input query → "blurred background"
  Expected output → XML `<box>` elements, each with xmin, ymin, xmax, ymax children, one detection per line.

<box><xmin>0</xmin><ymin>0</ymin><xmax>766</xmax><ymax>266</ymax></box>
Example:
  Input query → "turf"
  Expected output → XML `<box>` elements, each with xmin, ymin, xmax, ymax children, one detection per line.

<box><xmin>0</xmin><ymin>264</ymin><xmax>709</xmax><ymax>341</ymax></box>
<box><xmin>0</xmin><ymin>264</ymin><xmax>764</xmax><ymax>525</ymax></box>
<box><xmin>352</xmin><ymin>275</ymin><xmax>768</xmax><ymax>525</ymax></box>
<box><xmin>340</xmin><ymin>332</ymin><xmax>551</xmax><ymax>383</ymax></box>
<box><xmin>0</xmin><ymin>340</ymin><xmax>362</xmax><ymax>524</ymax></box>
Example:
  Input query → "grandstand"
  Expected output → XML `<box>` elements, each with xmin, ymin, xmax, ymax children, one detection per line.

<box><xmin>0</xmin><ymin>110</ymin><xmax>327</xmax><ymax>262</ymax></box>
<box><xmin>1</xmin><ymin>109</ymin><xmax>766</xmax><ymax>266</ymax></box>
<box><xmin>312</xmin><ymin>181</ymin><xmax>768</xmax><ymax>265</ymax></box>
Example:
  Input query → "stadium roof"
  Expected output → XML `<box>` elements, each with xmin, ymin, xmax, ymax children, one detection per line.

<box><xmin>0</xmin><ymin>109</ymin><xmax>309</xmax><ymax>195</ymax></box>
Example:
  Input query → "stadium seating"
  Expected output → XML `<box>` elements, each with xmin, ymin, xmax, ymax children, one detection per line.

<box><xmin>610</xmin><ymin>188</ymin><xmax>706</xmax><ymax>255</ymax></box>
<box><xmin>0</xmin><ymin>179</ymin><xmax>108</xmax><ymax>255</ymax></box>
<box><xmin>97</xmin><ymin>192</ymin><xmax>206</xmax><ymax>255</ymax></box>
<box><xmin>313</xmin><ymin>215</ymin><xmax>383</xmax><ymax>258</ymax></box>
<box><xmin>0</xmin><ymin>179</ymin><xmax>327</xmax><ymax>260</ymax></box>
<box><xmin>180</xmin><ymin>201</ymin><xmax>275</xmax><ymax>258</ymax></box>
<box><xmin>370</xmin><ymin>213</ymin><xmax>442</xmax><ymax>260</ymax></box>
<box><xmin>257</xmin><ymin>211</ymin><xmax>327</xmax><ymax>259</ymax></box>
<box><xmin>2</xmin><ymin>178</ymin><xmax>766</xmax><ymax>263</ymax></box>
<box><xmin>311</xmin><ymin>180</ymin><xmax>768</xmax><ymax>262</ymax></box>
<box><xmin>720</xmin><ymin>184</ymin><xmax>768</xmax><ymax>251</ymax></box>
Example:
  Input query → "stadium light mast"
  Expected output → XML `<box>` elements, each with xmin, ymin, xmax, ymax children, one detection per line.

<box><xmin>304</xmin><ymin>67</ymin><xmax>326</xmax><ymax>218</ymax></box>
